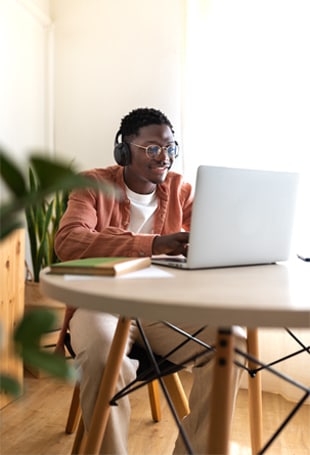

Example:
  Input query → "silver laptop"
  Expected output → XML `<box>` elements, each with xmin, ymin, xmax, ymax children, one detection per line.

<box><xmin>152</xmin><ymin>165</ymin><xmax>299</xmax><ymax>269</ymax></box>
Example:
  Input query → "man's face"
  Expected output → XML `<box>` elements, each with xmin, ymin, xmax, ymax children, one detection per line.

<box><xmin>124</xmin><ymin>124</ymin><xmax>175</xmax><ymax>194</ymax></box>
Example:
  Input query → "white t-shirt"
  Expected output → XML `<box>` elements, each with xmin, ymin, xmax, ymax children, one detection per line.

<box><xmin>126</xmin><ymin>185</ymin><xmax>158</xmax><ymax>234</ymax></box>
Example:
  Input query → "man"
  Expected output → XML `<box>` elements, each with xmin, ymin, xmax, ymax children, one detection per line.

<box><xmin>55</xmin><ymin>107</ymin><xmax>245</xmax><ymax>454</ymax></box>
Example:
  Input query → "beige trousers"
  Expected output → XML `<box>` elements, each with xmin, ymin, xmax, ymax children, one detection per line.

<box><xmin>70</xmin><ymin>309</ymin><xmax>246</xmax><ymax>455</ymax></box>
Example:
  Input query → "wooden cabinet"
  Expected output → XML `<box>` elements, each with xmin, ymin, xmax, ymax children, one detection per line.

<box><xmin>0</xmin><ymin>229</ymin><xmax>25</xmax><ymax>409</ymax></box>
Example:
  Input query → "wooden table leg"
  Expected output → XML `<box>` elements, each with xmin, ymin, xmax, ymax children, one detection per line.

<box><xmin>247</xmin><ymin>328</ymin><xmax>263</xmax><ymax>454</ymax></box>
<box><xmin>82</xmin><ymin>316</ymin><xmax>132</xmax><ymax>455</ymax></box>
<box><xmin>207</xmin><ymin>328</ymin><xmax>234</xmax><ymax>455</ymax></box>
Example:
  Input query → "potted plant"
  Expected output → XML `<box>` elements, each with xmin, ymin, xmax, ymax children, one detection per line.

<box><xmin>25</xmin><ymin>165</ymin><xmax>69</xmax><ymax>283</ymax></box>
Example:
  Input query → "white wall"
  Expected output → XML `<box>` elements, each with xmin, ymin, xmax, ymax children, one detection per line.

<box><xmin>0</xmin><ymin>0</ymin><xmax>52</xmax><ymax>266</ymax></box>
<box><xmin>31</xmin><ymin>0</ymin><xmax>50</xmax><ymax>16</ymax></box>
<box><xmin>51</xmin><ymin>0</ymin><xmax>185</xmax><ymax>174</ymax></box>
<box><xmin>0</xmin><ymin>0</ymin><xmax>52</xmax><ymax>163</ymax></box>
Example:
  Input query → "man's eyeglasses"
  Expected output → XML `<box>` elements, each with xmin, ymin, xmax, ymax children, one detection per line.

<box><xmin>129</xmin><ymin>142</ymin><xmax>179</xmax><ymax>159</ymax></box>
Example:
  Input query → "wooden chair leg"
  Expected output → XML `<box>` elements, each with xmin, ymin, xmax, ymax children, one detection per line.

<box><xmin>66</xmin><ymin>383</ymin><xmax>82</xmax><ymax>434</ymax></box>
<box><xmin>247</xmin><ymin>328</ymin><xmax>263</xmax><ymax>455</ymax></box>
<box><xmin>147</xmin><ymin>373</ymin><xmax>190</xmax><ymax>423</ymax></box>
<box><xmin>207</xmin><ymin>329</ymin><xmax>235</xmax><ymax>454</ymax></box>
<box><xmin>163</xmin><ymin>372</ymin><xmax>190</xmax><ymax>420</ymax></box>
<box><xmin>71</xmin><ymin>416</ymin><xmax>85</xmax><ymax>455</ymax></box>
<box><xmin>147</xmin><ymin>380</ymin><xmax>162</xmax><ymax>422</ymax></box>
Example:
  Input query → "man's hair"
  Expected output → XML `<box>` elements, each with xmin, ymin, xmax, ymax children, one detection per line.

<box><xmin>119</xmin><ymin>107</ymin><xmax>174</xmax><ymax>139</ymax></box>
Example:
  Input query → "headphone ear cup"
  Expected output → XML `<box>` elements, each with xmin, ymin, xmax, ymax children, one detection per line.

<box><xmin>113</xmin><ymin>131</ymin><xmax>131</xmax><ymax>166</ymax></box>
<box><xmin>114</xmin><ymin>142</ymin><xmax>131</xmax><ymax>166</ymax></box>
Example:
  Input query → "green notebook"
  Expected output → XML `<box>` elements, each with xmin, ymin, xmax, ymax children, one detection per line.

<box><xmin>49</xmin><ymin>257</ymin><xmax>151</xmax><ymax>276</ymax></box>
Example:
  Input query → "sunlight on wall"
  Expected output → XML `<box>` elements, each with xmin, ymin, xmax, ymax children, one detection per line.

<box><xmin>183</xmin><ymin>0</ymin><xmax>310</xmax><ymax>251</ymax></box>
<box><xmin>184</xmin><ymin>0</ymin><xmax>309</xmax><ymax>172</ymax></box>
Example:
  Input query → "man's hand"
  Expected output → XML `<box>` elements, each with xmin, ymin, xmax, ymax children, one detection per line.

<box><xmin>152</xmin><ymin>232</ymin><xmax>190</xmax><ymax>256</ymax></box>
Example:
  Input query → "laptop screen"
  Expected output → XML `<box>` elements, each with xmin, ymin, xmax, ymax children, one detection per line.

<box><xmin>185</xmin><ymin>165</ymin><xmax>299</xmax><ymax>269</ymax></box>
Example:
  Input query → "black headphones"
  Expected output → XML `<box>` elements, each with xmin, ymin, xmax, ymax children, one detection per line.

<box><xmin>113</xmin><ymin>131</ymin><xmax>131</xmax><ymax>166</ymax></box>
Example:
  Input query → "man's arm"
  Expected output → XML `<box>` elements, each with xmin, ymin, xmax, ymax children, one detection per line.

<box><xmin>55</xmin><ymin>187</ymin><xmax>156</xmax><ymax>261</ymax></box>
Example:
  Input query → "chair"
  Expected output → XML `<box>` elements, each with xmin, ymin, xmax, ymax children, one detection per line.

<box><xmin>65</xmin><ymin>329</ymin><xmax>263</xmax><ymax>455</ymax></box>
<box><xmin>64</xmin><ymin>333</ymin><xmax>190</xmax><ymax>438</ymax></box>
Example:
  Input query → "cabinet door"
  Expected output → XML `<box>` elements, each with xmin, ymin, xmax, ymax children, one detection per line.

<box><xmin>0</xmin><ymin>229</ymin><xmax>25</xmax><ymax>409</ymax></box>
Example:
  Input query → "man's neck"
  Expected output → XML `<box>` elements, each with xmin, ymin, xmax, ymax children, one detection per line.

<box><xmin>123</xmin><ymin>168</ymin><xmax>157</xmax><ymax>194</ymax></box>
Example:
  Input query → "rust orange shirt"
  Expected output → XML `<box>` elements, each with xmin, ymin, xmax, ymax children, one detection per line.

<box><xmin>55</xmin><ymin>165</ymin><xmax>193</xmax><ymax>261</ymax></box>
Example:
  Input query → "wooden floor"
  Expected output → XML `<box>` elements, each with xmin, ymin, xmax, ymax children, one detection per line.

<box><xmin>0</xmin><ymin>369</ymin><xmax>309</xmax><ymax>455</ymax></box>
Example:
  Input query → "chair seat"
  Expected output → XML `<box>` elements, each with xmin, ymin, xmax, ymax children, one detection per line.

<box><xmin>129</xmin><ymin>343</ymin><xmax>184</xmax><ymax>382</ymax></box>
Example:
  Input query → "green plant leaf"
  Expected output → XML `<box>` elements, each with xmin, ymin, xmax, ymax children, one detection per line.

<box><xmin>36</xmin><ymin>200</ymin><xmax>46</xmax><ymax>241</ymax></box>
<box><xmin>30</xmin><ymin>154</ymin><xmax>118</xmax><ymax>196</ymax></box>
<box><xmin>0</xmin><ymin>149</ymin><xmax>27</xmax><ymax>196</ymax></box>
<box><xmin>28</xmin><ymin>166</ymin><xmax>37</xmax><ymax>192</ymax></box>
<box><xmin>36</xmin><ymin>236</ymin><xmax>48</xmax><ymax>280</ymax></box>
<box><xmin>43</xmin><ymin>200</ymin><xmax>54</xmax><ymax>234</ymax></box>
<box><xmin>21</xmin><ymin>348</ymin><xmax>77</xmax><ymax>381</ymax></box>
<box><xmin>14</xmin><ymin>308</ymin><xmax>57</xmax><ymax>348</ymax></box>
<box><xmin>30</xmin><ymin>155</ymin><xmax>77</xmax><ymax>189</ymax></box>
<box><xmin>0</xmin><ymin>217</ymin><xmax>24</xmax><ymax>241</ymax></box>
<box><xmin>13</xmin><ymin>309</ymin><xmax>77</xmax><ymax>382</ymax></box>
<box><xmin>0</xmin><ymin>374</ymin><xmax>22</xmax><ymax>397</ymax></box>
<box><xmin>25</xmin><ymin>205</ymin><xmax>37</xmax><ymax>275</ymax></box>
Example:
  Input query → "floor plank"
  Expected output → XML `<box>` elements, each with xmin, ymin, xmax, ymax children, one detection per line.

<box><xmin>0</xmin><ymin>369</ymin><xmax>309</xmax><ymax>454</ymax></box>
